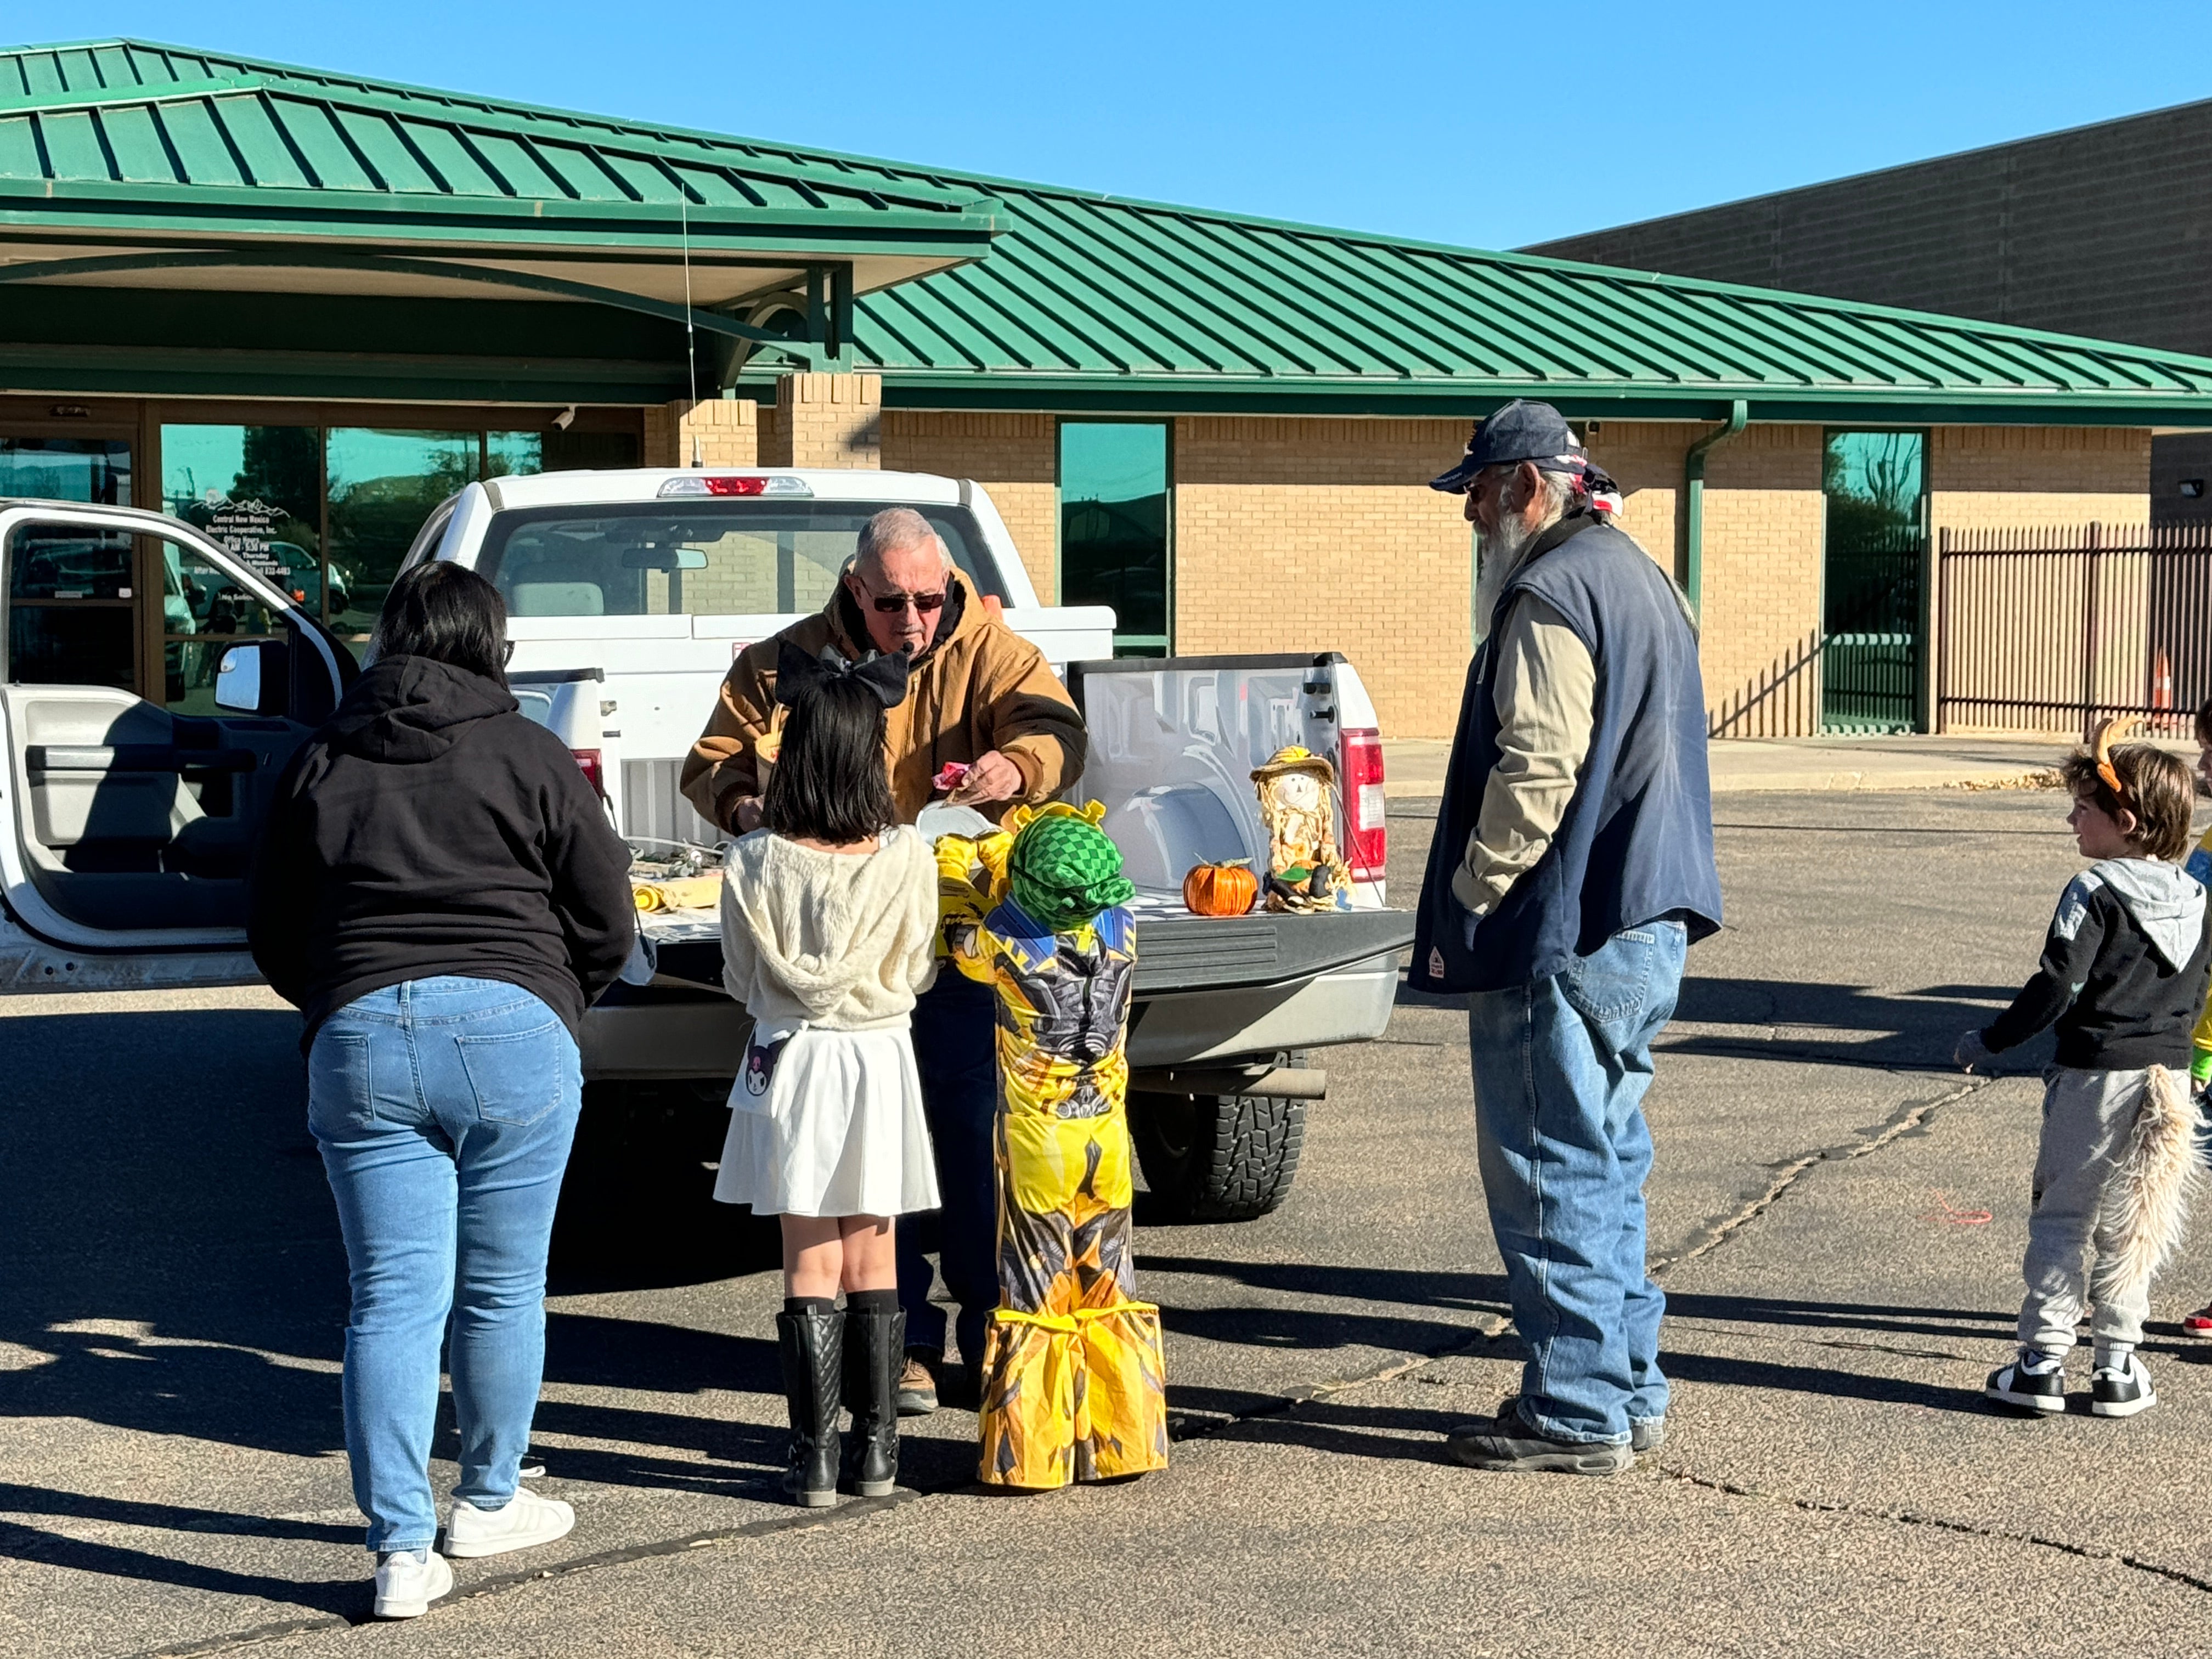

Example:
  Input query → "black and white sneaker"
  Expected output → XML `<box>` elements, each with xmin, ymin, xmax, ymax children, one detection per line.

<box><xmin>1985</xmin><ymin>1353</ymin><xmax>2066</xmax><ymax>1414</ymax></box>
<box><xmin>2090</xmin><ymin>1353</ymin><xmax>2156</xmax><ymax>1418</ymax></box>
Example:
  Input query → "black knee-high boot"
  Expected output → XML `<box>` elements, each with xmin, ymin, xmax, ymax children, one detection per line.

<box><xmin>842</xmin><ymin>1295</ymin><xmax>904</xmax><ymax>1498</ymax></box>
<box><xmin>776</xmin><ymin>1305</ymin><xmax>843</xmax><ymax>1507</ymax></box>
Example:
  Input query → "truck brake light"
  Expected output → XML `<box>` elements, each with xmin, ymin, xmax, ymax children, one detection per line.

<box><xmin>658</xmin><ymin>475</ymin><xmax>813</xmax><ymax>498</ymax></box>
<box><xmin>572</xmin><ymin>748</ymin><xmax>606</xmax><ymax>798</ymax></box>
<box><xmin>1340</xmin><ymin>727</ymin><xmax>1385</xmax><ymax>882</ymax></box>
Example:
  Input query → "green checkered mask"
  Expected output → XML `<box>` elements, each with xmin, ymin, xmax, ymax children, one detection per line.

<box><xmin>1007</xmin><ymin>812</ymin><xmax>1134</xmax><ymax>934</ymax></box>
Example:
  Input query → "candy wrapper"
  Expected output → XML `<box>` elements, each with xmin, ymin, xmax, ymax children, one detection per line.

<box><xmin>933</xmin><ymin>760</ymin><xmax>973</xmax><ymax>794</ymax></box>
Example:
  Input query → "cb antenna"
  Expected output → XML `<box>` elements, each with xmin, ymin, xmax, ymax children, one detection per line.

<box><xmin>681</xmin><ymin>188</ymin><xmax>701</xmax><ymax>466</ymax></box>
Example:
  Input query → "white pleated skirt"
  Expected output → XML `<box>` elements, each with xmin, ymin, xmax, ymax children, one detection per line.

<box><xmin>713</xmin><ymin>1024</ymin><xmax>941</xmax><ymax>1218</ymax></box>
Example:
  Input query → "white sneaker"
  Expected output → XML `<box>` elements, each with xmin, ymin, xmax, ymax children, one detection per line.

<box><xmin>443</xmin><ymin>1486</ymin><xmax>576</xmax><ymax>1558</ymax></box>
<box><xmin>2091</xmin><ymin>1353</ymin><xmax>2157</xmax><ymax>1418</ymax></box>
<box><xmin>373</xmin><ymin>1549</ymin><xmax>453</xmax><ymax>1618</ymax></box>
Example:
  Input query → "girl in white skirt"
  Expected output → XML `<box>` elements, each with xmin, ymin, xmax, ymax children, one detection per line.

<box><xmin>713</xmin><ymin>642</ymin><xmax>940</xmax><ymax>1506</ymax></box>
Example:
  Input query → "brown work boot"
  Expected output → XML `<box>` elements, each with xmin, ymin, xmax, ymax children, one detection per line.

<box><xmin>896</xmin><ymin>1348</ymin><xmax>940</xmax><ymax>1417</ymax></box>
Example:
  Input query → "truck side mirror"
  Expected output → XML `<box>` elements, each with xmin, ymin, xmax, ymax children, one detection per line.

<box><xmin>213</xmin><ymin>640</ymin><xmax>291</xmax><ymax>717</ymax></box>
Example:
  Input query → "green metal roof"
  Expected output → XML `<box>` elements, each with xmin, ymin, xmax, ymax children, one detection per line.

<box><xmin>822</xmin><ymin>181</ymin><xmax>2212</xmax><ymax>424</ymax></box>
<box><xmin>0</xmin><ymin>40</ymin><xmax>1002</xmax><ymax>274</ymax></box>
<box><xmin>5</xmin><ymin>39</ymin><xmax>2212</xmax><ymax>424</ymax></box>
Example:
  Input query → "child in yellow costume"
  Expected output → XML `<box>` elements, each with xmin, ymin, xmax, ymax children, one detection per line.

<box><xmin>935</xmin><ymin>802</ymin><xmax>1171</xmax><ymax>1488</ymax></box>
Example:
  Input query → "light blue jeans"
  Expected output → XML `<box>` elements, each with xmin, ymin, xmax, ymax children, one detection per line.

<box><xmin>1466</xmin><ymin>920</ymin><xmax>1686</xmax><ymax>1446</ymax></box>
<box><xmin>309</xmin><ymin>977</ymin><xmax>583</xmax><ymax>1554</ymax></box>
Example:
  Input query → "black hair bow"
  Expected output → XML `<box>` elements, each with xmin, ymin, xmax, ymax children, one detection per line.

<box><xmin>774</xmin><ymin>639</ymin><xmax>911</xmax><ymax>709</ymax></box>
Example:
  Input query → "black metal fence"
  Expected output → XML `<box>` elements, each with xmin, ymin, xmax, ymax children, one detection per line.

<box><xmin>1936</xmin><ymin>523</ymin><xmax>2212</xmax><ymax>737</ymax></box>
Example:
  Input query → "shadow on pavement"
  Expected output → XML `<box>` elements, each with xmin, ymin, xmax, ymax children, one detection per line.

<box><xmin>0</xmin><ymin>1520</ymin><xmax>363</xmax><ymax>1617</ymax></box>
<box><xmin>1395</xmin><ymin>973</ymin><xmax>2056</xmax><ymax>1075</ymax></box>
<box><xmin>1658</xmin><ymin>1350</ymin><xmax>1992</xmax><ymax>1417</ymax></box>
<box><xmin>0</xmin><ymin>1483</ymin><xmax>358</xmax><ymax>1544</ymax></box>
<box><xmin>0</xmin><ymin>1001</ymin><xmax>787</xmax><ymax>1601</ymax></box>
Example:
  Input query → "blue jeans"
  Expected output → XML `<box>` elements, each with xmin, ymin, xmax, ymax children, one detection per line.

<box><xmin>897</xmin><ymin>970</ymin><xmax>1000</xmax><ymax>1364</ymax></box>
<box><xmin>1466</xmin><ymin>920</ymin><xmax>1686</xmax><ymax>1445</ymax></box>
<box><xmin>309</xmin><ymin>977</ymin><xmax>583</xmax><ymax>1554</ymax></box>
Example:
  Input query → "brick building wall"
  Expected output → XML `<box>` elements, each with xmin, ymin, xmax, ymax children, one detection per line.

<box><xmin>880</xmin><ymin>411</ymin><xmax>1058</xmax><ymax>599</ymax></box>
<box><xmin>1927</xmin><ymin>426</ymin><xmax>2150</xmax><ymax>529</ymax></box>
<box><xmin>1582</xmin><ymin>422</ymin><xmax>1830</xmax><ymax>738</ymax></box>
<box><xmin>1171</xmin><ymin>416</ymin><xmax>1473</xmax><ymax>739</ymax></box>
<box><xmin>743</xmin><ymin>407</ymin><xmax>2154</xmax><ymax>741</ymax></box>
<box><xmin>643</xmin><ymin>396</ymin><xmax>760</xmax><ymax>469</ymax></box>
<box><xmin>760</xmin><ymin>372</ymin><xmax>881</xmax><ymax>469</ymax></box>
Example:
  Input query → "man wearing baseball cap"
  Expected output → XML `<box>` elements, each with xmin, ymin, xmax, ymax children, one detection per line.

<box><xmin>1413</xmin><ymin>399</ymin><xmax>1722</xmax><ymax>1474</ymax></box>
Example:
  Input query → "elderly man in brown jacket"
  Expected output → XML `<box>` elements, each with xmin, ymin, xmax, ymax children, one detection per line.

<box><xmin>681</xmin><ymin>506</ymin><xmax>1087</xmax><ymax>1417</ymax></box>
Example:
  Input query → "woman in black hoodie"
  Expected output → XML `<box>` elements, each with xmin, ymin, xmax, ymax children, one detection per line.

<box><xmin>249</xmin><ymin>562</ymin><xmax>634</xmax><ymax>1620</ymax></box>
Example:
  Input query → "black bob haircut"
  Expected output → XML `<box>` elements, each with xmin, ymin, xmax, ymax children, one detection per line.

<box><xmin>371</xmin><ymin>561</ymin><xmax>512</xmax><ymax>687</ymax></box>
<box><xmin>763</xmin><ymin>673</ymin><xmax>898</xmax><ymax>845</ymax></box>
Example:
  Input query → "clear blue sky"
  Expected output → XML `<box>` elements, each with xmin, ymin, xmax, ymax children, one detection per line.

<box><xmin>40</xmin><ymin>2</ymin><xmax>2212</xmax><ymax>250</ymax></box>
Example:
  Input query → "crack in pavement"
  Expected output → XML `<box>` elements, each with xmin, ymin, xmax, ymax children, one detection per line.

<box><xmin>1652</xmin><ymin>1465</ymin><xmax>2212</xmax><ymax>1596</ymax></box>
<box><xmin>1647</xmin><ymin>1075</ymin><xmax>1989</xmax><ymax>1276</ymax></box>
<box><xmin>98</xmin><ymin>1055</ymin><xmax>1995</xmax><ymax>1654</ymax></box>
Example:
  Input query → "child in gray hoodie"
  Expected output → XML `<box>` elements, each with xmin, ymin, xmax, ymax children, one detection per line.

<box><xmin>1958</xmin><ymin>729</ymin><xmax>2210</xmax><ymax>1419</ymax></box>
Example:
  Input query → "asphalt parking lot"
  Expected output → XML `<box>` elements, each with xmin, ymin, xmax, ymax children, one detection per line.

<box><xmin>11</xmin><ymin>785</ymin><xmax>2212</xmax><ymax>1658</ymax></box>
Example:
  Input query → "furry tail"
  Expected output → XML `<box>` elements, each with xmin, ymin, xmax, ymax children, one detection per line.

<box><xmin>2098</xmin><ymin>1065</ymin><xmax>2204</xmax><ymax>1299</ymax></box>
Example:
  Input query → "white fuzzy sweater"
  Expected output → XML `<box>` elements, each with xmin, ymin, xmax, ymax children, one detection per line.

<box><xmin>719</xmin><ymin>826</ymin><xmax>940</xmax><ymax>1031</ymax></box>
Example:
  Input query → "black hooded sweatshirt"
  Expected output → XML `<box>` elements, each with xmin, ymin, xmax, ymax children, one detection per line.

<box><xmin>248</xmin><ymin>656</ymin><xmax>637</xmax><ymax>1052</ymax></box>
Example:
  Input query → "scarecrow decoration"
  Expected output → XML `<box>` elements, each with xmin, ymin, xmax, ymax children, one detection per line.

<box><xmin>935</xmin><ymin>801</ymin><xmax>1170</xmax><ymax>1489</ymax></box>
<box><xmin>1250</xmin><ymin>746</ymin><xmax>1352</xmax><ymax>913</ymax></box>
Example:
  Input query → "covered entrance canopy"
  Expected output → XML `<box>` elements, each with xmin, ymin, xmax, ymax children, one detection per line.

<box><xmin>0</xmin><ymin>40</ymin><xmax>1008</xmax><ymax>398</ymax></box>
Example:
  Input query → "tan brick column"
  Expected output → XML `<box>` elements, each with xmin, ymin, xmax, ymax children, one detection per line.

<box><xmin>645</xmin><ymin>397</ymin><xmax>759</xmax><ymax>467</ymax></box>
<box><xmin>760</xmin><ymin>372</ymin><xmax>882</xmax><ymax>469</ymax></box>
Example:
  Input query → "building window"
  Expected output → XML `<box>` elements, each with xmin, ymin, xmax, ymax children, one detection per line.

<box><xmin>0</xmin><ymin>437</ymin><xmax>131</xmax><ymax>504</ymax></box>
<box><xmin>327</xmin><ymin>429</ymin><xmax>481</xmax><ymax>636</ymax></box>
<box><xmin>1820</xmin><ymin>430</ymin><xmax>1928</xmax><ymax>733</ymax></box>
<box><xmin>157</xmin><ymin>423</ymin><xmax>639</xmax><ymax>660</ymax></box>
<box><xmin>1059</xmin><ymin>420</ymin><xmax>1170</xmax><ymax>657</ymax></box>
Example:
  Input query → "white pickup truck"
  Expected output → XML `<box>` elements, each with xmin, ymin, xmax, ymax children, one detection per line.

<box><xmin>0</xmin><ymin>474</ymin><xmax>1413</xmax><ymax>1220</ymax></box>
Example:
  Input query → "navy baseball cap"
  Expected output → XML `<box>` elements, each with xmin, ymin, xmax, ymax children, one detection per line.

<box><xmin>1429</xmin><ymin>399</ymin><xmax>1585</xmax><ymax>493</ymax></box>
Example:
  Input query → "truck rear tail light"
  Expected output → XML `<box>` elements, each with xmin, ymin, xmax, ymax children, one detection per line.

<box><xmin>1340</xmin><ymin>727</ymin><xmax>1386</xmax><ymax>882</ymax></box>
<box><xmin>572</xmin><ymin>748</ymin><xmax>606</xmax><ymax>798</ymax></box>
<box><xmin>658</xmin><ymin>475</ymin><xmax>812</xmax><ymax>498</ymax></box>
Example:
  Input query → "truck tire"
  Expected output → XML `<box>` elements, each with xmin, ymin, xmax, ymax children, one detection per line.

<box><xmin>1130</xmin><ymin>1071</ymin><xmax>1306</xmax><ymax>1223</ymax></box>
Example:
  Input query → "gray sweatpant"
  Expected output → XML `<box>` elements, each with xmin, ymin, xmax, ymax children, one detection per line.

<box><xmin>2018</xmin><ymin>1066</ymin><xmax>2154</xmax><ymax>1356</ymax></box>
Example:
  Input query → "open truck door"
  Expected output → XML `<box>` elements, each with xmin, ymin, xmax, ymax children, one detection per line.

<box><xmin>0</xmin><ymin>501</ymin><xmax>353</xmax><ymax>992</ymax></box>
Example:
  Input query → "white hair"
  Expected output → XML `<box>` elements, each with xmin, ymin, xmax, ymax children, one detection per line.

<box><xmin>850</xmin><ymin>506</ymin><xmax>951</xmax><ymax>577</ymax></box>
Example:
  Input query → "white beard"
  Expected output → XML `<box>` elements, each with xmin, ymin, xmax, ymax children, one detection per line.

<box><xmin>1472</xmin><ymin>514</ymin><xmax>1539</xmax><ymax>642</ymax></box>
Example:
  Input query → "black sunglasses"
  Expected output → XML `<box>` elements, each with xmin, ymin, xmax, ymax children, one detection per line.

<box><xmin>862</xmin><ymin>586</ymin><xmax>946</xmax><ymax>615</ymax></box>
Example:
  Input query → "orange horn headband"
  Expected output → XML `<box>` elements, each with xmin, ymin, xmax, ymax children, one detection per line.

<box><xmin>2090</xmin><ymin>715</ymin><xmax>2145</xmax><ymax>798</ymax></box>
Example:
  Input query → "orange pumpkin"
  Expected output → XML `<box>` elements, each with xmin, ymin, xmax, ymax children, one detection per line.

<box><xmin>1183</xmin><ymin>860</ymin><xmax>1258</xmax><ymax>917</ymax></box>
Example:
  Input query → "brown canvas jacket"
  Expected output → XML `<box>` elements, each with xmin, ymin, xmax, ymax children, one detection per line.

<box><xmin>680</xmin><ymin>568</ymin><xmax>1086</xmax><ymax>831</ymax></box>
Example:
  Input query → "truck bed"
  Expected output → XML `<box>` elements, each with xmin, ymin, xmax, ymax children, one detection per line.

<box><xmin>637</xmin><ymin>907</ymin><xmax>1415</xmax><ymax>999</ymax></box>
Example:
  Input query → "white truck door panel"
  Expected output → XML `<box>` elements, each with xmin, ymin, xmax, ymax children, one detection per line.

<box><xmin>0</xmin><ymin>503</ymin><xmax>345</xmax><ymax>985</ymax></box>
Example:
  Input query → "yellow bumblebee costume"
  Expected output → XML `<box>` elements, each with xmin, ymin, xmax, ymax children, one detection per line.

<box><xmin>936</xmin><ymin>802</ymin><xmax>1170</xmax><ymax>1488</ymax></box>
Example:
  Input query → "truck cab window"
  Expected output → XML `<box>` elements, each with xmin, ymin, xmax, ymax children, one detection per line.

<box><xmin>476</xmin><ymin>501</ymin><xmax>997</xmax><ymax>619</ymax></box>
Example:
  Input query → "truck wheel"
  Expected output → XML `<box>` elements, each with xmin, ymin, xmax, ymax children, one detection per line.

<box><xmin>1130</xmin><ymin>1074</ymin><xmax>1306</xmax><ymax>1223</ymax></box>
